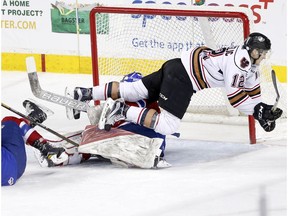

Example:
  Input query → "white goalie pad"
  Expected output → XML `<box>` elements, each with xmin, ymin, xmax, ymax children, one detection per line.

<box><xmin>78</xmin><ymin>125</ymin><xmax>163</xmax><ymax>169</ymax></box>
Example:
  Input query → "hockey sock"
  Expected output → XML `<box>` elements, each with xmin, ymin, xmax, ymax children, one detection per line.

<box><xmin>126</xmin><ymin>106</ymin><xmax>158</xmax><ymax>129</ymax></box>
<box><xmin>93</xmin><ymin>83</ymin><xmax>111</xmax><ymax>100</ymax></box>
<box><xmin>2</xmin><ymin>116</ymin><xmax>44</xmax><ymax>145</ymax></box>
<box><xmin>19</xmin><ymin>120</ymin><xmax>44</xmax><ymax>145</ymax></box>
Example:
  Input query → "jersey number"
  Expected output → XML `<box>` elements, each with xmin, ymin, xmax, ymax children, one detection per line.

<box><xmin>203</xmin><ymin>47</ymin><xmax>234</xmax><ymax>60</ymax></box>
<box><xmin>231</xmin><ymin>74</ymin><xmax>244</xmax><ymax>88</ymax></box>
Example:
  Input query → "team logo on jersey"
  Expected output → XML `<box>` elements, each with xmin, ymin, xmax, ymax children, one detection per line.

<box><xmin>240</xmin><ymin>57</ymin><xmax>249</xmax><ymax>68</ymax></box>
<box><xmin>8</xmin><ymin>177</ymin><xmax>14</xmax><ymax>185</ymax></box>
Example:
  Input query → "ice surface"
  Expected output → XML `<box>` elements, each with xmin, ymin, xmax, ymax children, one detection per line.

<box><xmin>1</xmin><ymin>71</ymin><xmax>286</xmax><ymax>216</ymax></box>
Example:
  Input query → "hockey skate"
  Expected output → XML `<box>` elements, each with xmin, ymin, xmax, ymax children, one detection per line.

<box><xmin>25</xmin><ymin>98</ymin><xmax>54</xmax><ymax>116</ymax></box>
<box><xmin>65</xmin><ymin>87</ymin><xmax>92</xmax><ymax>120</ymax></box>
<box><xmin>98</xmin><ymin>98</ymin><xmax>128</xmax><ymax>131</ymax></box>
<box><xmin>153</xmin><ymin>156</ymin><xmax>172</xmax><ymax>169</ymax></box>
<box><xmin>23</xmin><ymin>100</ymin><xmax>48</xmax><ymax>126</ymax></box>
<box><xmin>32</xmin><ymin>140</ymin><xmax>68</xmax><ymax>167</ymax></box>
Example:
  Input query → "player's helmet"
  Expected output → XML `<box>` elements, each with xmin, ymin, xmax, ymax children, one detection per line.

<box><xmin>243</xmin><ymin>32</ymin><xmax>271</xmax><ymax>52</ymax></box>
<box><xmin>121</xmin><ymin>71</ymin><xmax>143</xmax><ymax>82</ymax></box>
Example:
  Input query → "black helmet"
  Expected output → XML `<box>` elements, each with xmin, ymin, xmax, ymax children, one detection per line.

<box><xmin>243</xmin><ymin>32</ymin><xmax>271</xmax><ymax>52</ymax></box>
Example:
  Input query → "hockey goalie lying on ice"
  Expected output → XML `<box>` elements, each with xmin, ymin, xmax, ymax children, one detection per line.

<box><xmin>67</xmin><ymin>94</ymin><xmax>170</xmax><ymax>169</ymax></box>
<box><xmin>1</xmin><ymin>99</ymin><xmax>170</xmax><ymax>182</ymax></box>
<box><xmin>11</xmin><ymin>67</ymin><xmax>170</xmax><ymax>172</ymax></box>
<box><xmin>60</xmin><ymin>71</ymin><xmax>170</xmax><ymax>169</ymax></box>
<box><xmin>1</xmin><ymin>95</ymin><xmax>165</xmax><ymax>186</ymax></box>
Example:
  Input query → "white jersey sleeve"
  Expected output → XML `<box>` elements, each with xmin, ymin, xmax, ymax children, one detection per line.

<box><xmin>181</xmin><ymin>46</ymin><xmax>261</xmax><ymax>115</ymax></box>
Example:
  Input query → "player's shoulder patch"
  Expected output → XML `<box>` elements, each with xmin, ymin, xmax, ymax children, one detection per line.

<box><xmin>234</xmin><ymin>46</ymin><xmax>252</xmax><ymax>70</ymax></box>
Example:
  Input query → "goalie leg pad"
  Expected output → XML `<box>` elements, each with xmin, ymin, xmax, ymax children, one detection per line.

<box><xmin>79</xmin><ymin>127</ymin><xmax>163</xmax><ymax>169</ymax></box>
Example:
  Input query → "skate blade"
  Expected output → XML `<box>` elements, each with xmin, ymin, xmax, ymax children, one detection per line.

<box><xmin>64</xmin><ymin>87</ymin><xmax>80</xmax><ymax>120</ymax></box>
<box><xmin>98</xmin><ymin>98</ymin><xmax>115</xmax><ymax>130</ymax></box>
<box><xmin>27</xmin><ymin>98</ymin><xmax>54</xmax><ymax>116</ymax></box>
<box><xmin>33</xmin><ymin>148</ymin><xmax>49</xmax><ymax>167</ymax></box>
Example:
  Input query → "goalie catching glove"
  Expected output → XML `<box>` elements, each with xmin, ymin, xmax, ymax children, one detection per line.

<box><xmin>253</xmin><ymin>102</ymin><xmax>283</xmax><ymax>132</ymax></box>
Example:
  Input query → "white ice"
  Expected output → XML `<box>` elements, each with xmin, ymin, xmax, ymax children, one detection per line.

<box><xmin>1</xmin><ymin>71</ymin><xmax>286</xmax><ymax>216</ymax></box>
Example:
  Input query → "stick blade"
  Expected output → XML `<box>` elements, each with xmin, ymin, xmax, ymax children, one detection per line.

<box><xmin>26</xmin><ymin>56</ymin><xmax>37</xmax><ymax>73</ymax></box>
<box><xmin>98</xmin><ymin>98</ymin><xmax>115</xmax><ymax>130</ymax></box>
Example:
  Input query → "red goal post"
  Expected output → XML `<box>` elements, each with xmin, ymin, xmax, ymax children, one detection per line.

<box><xmin>89</xmin><ymin>5</ymin><xmax>258</xmax><ymax>143</ymax></box>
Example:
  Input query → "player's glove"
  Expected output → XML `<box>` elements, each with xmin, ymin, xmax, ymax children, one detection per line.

<box><xmin>257</xmin><ymin>119</ymin><xmax>276</xmax><ymax>132</ymax></box>
<box><xmin>32</xmin><ymin>140</ymin><xmax>68</xmax><ymax>167</ymax></box>
<box><xmin>253</xmin><ymin>102</ymin><xmax>283</xmax><ymax>121</ymax></box>
<box><xmin>253</xmin><ymin>102</ymin><xmax>283</xmax><ymax>132</ymax></box>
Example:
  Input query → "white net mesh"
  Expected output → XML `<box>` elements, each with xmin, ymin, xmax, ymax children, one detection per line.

<box><xmin>91</xmin><ymin>6</ymin><xmax>286</xmax><ymax>122</ymax></box>
<box><xmin>259</xmin><ymin>54</ymin><xmax>287</xmax><ymax>118</ymax></box>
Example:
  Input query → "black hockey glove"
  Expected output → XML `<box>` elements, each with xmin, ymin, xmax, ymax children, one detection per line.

<box><xmin>257</xmin><ymin>119</ymin><xmax>276</xmax><ymax>132</ymax></box>
<box><xmin>253</xmin><ymin>102</ymin><xmax>283</xmax><ymax>132</ymax></box>
<box><xmin>253</xmin><ymin>102</ymin><xmax>283</xmax><ymax>121</ymax></box>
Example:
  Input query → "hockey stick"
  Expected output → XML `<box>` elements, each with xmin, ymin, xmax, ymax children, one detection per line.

<box><xmin>45</xmin><ymin>132</ymin><xmax>82</xmax><ymax>143</ymax></box>
<box><xmin>271</xmin><ymin>70</ymin><xmax>280</xmax><ymax>112</ymax></box>
<box><xmin>26</xmin><ymin>57</ymin><xmax>88</xmax><ymax>112</ymax></box>
<box><xmin>1</xmin><ymin>102</ymin><xmax>79</xmax><ymax>147</ymax></box>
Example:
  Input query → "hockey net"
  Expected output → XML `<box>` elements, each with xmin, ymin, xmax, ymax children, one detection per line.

<box><xmin>89</xmin><ymin>5</ymin><xmax>287</xmax><ymax>144</ymax></box>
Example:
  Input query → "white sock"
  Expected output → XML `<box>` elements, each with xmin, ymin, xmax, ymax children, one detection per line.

<box><xmin>126</xmin><ymin>106</ymin><xmax>147</xmax><ymax>125</ymax></box>
<box><xmin>92</xmin><ymin>85</ymin><xmax>107</xmax><ymax>100</ymax></box>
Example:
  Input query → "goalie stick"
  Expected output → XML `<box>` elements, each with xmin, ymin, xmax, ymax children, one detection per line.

<box><xmin>1</xmin><ymin>102</ymin><xmax>79</xmax><ymax>147</ymax></box>
<box><xmin>271</xmin><ymin>70</ymin><xmax>280</xmax><ymax>112</ymax></box>
<box><xmin>26</xmin><ymin>57</ymin><xmax>88</xmax><ymax>112</ymax></box>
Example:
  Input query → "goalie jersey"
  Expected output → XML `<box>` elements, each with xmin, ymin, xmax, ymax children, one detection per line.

<box><xmin>181</xmin><ymin>45</ymin><xmax>262</xmax><ymax>115</ymax></box>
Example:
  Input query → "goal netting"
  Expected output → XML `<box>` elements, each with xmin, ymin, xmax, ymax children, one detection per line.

<box><xmin>89</xmin><ymin>5</ymin><xmax>287</xmax><ymax>143</ymax></box>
